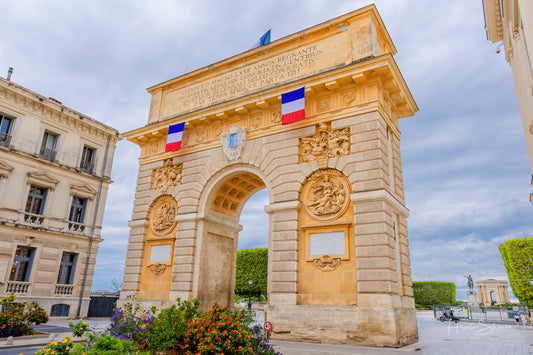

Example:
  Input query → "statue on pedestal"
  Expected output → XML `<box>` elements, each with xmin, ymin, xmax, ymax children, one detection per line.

<box><xmin>463</xmin><ymin>274</ymin><xmax>478</xmax><ymax>306</ymax></box>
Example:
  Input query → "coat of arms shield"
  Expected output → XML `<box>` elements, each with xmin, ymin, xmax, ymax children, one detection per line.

<box><xmin>220</xmin><ymin>125</ymin><xmax>248</xmax><ymax>161</ymax></box>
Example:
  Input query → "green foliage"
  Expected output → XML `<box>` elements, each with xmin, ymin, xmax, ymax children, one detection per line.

<box><xmin>499</xmin><ymin>237</ymin><xmax>533</xmax><ymax>307</ymax></box>
<box><xmin>141</xmin><ymin>298</ymin><xmax>200</xmax><ymax>353</ymax></box>
<box><xmin>0</xmin><ymin>294</ymin><xmax>49</xmax><ymax>337</ymax></box>
<box><xmin>35</xmin><ymin>336</ymin><xmax>75</xmax><ymax>355</ymax></box>
<box><xmin>235</xmin><ymin>248</ymin><xmax>268</xmax><ymax>298</ymax></box>
<box><xmin>413</xmin><ymin>281</ymin><xmax>456</xmax><ymax>306</ymax></box>
<box><xmin>77</xmin><ymin>334</ymin><xmax>139</xmax><ymax>355</ymax></box>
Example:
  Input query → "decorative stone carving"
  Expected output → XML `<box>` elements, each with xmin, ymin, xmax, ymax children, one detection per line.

<box><xmin>271</xmin><ymin>110</ymin><xmax>281</xmax><ymax>124</ymax></box>
<box><xmin>150</xmin><ymin>263</ymin><xmax>167</xmax><ymax>275</ymax></box>
<box><xmin>301</xmin><ymin>123</ymin><xmax>350</xmax><ymax>167</ymax></box>
<box><xmin>151</xmin><ymin>160</ymin><xmax>182</xmax><ymax>193</ymax></box>
<box><xmin>302</xmin><ymin>169</ymin><xmax>349</xmax><ymax>221</ymax></box>
<box><xmin>220</xmin><ymin>125</ymin><xmax>248</xmax><ymax>161</ymax></box>
<box><xmin>313</xmin><ymin>255</ymin><xmax>341</xmax><ymax>271</ymax></box>
<box><xmin>149</xmin><ymin>195</ymin><xmax>178</xmax><ymax>235</ymax></box>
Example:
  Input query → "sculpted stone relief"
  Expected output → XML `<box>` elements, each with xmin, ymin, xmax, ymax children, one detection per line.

<box><xmin>313</xmin><ymin>255</ymin><xmax>341</xmax><ymax>271</ymax></box>
<box><xmin>151</xmin><ymin>159</ymin><xmax>183</xmax><ymax>193</ymax></box>
<box><xmin>150</xmin><ymin>263</ymin><xmax>167</xmax><ymax>275</ymax></box>
<box><xmin>149</xmin><ymin>195</ymin><xmax>178</xmax><ymax>236</ymax></box>
<box><xmin>301</xmin><ymin>123</ymin><xmax>350</xmax><ymax>167</ymax></box>
<box><xmin>302</xmin><ymin>169</ymin><xmax>350</xmax><ymax>221</ymax></box>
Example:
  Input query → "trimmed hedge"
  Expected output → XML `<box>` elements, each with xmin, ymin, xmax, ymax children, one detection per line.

<box><xmin>413</xmin><ymin>281</ymin><xmax>456</xmax><ymax>306</ymax></box>
<box><xmin>499</xmin><ymin>237</ymin><xmax>533</xmax><ymax>307</ymax></box>
<box><xmin>235</xmin><ymin>248</ymin><xmax>268</xmax><ymax>298</ymax></box>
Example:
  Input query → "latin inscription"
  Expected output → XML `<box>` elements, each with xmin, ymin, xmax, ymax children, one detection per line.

<box><xmin>161</xmin><ymin>33</ymin><xmax>350</xmax><ymax>118</ymax></box>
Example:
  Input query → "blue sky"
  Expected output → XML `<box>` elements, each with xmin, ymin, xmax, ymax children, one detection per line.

<box><xmin>1</xmin><ymin>0</ymin><xmax>531</xmax><ymax>302</ymax></box>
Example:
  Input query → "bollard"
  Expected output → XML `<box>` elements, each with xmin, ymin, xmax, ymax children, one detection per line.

<box><xmin>5</xmin><ymin>336</ymin><xmax>13</xmax><ymax>345</ymax></box>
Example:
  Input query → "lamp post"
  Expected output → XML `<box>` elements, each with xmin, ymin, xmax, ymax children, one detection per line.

<box><xmin>248</xmin><ymin>279</ymin><xmax>253</xmax><ymax>311</ymax></box>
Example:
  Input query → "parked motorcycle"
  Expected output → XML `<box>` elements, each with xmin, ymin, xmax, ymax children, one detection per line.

<box><xmin>439</xmin><ymin>313</ymin><xmax>460</xmax><ymax>323</ymax></box>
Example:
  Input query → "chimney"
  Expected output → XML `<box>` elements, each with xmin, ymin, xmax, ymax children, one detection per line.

<box><xmin>7</xmin><ymin>67</ymin><xmax>13</xmax><ymax>81</ymax></box>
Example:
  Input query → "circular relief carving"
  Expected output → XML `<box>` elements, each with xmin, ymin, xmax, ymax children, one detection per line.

<box><xmin>302</xmin><ymin>169</ymin><xmax>350</xmax><ymax>221</ymax></box>
<box><xmin>150</xmin><ymin>195</ymin><xmax>178</xmax><ymax>235</ymax></box>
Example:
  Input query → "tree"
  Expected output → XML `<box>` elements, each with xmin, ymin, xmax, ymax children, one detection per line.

<box><xmin>412</xmin><ymin>281</ymin><xmax>456</xmax><ymax>306</ymax></box>
<box><xmin>234</xmin><ymin>248</ymin><xmax>268</xmax><ymax>298</ymax></box>
<box><xmin>499</xmin><ymin>237</ymin><xmax>533</xmax><ymax>307</ymax></box>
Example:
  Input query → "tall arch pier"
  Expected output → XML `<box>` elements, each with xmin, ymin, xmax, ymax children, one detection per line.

<box><xmin>122</xmin><ymin>5</ymin><xmax>418</xmax><ymax>346</ymax></box>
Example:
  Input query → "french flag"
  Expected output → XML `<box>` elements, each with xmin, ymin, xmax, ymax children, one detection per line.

<box><xmin>165</xmin><ymin>122</ymin><xmax>185</xmax><ymax>152</ymax></box>
<box><xmin>281</xmin><ymin>87</ymin><xmax>305</xmax><ymax>125</ymax></box>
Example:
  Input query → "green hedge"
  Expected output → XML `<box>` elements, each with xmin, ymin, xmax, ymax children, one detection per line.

<box><xmin>499</xmin><ymin>237</ymin><xmax>533</xmax><ymax>307</ymax></box>
<box><xmin>412</xmin><ymin>281</ymin><xmax>456</xmax><ymax>306</ymax></box>
<box><xmin>235</xmin><ymin>248</ymin><xmax>267</xmax><ymax>298</ymax></box>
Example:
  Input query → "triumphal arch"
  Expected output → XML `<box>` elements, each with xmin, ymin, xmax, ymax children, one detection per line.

<box><xmin>121</xmin><ymin>5</ymin><xmax>418</xmax><ymax>346</ymax></box>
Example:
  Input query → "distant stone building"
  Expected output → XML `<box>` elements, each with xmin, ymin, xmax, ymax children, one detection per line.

<box><xmin>0</xmin><ymin>73</ymin><xmax>120</xmax><ymax>317</ymax></box>
<box><xmin>482</xmin><ymin>0</ymin><xmax>533</xmax><ymax>202</ymax></box>
<box><xmin>477</xmin><ymin>279</ymin><xmax>510</xmax><ymax>305</ymax></box>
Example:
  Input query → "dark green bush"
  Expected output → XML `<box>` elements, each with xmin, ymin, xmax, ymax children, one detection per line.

<box><xmin>413</xmin><ymin>281</ymin><xmax>456</xmax><ymax>306</ymax></box>
<box><xmin>500</xmin><ymin>237</ymin><xmax>533</xmax><ymax>307</ymax></box>
<box><xmin>235</xmin><ymin>248</ymin><xmax>268</xmax><ymax>298</ymax></box>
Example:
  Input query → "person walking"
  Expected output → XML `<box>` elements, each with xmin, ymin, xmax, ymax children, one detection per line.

<box><xmin>514</xmin><ymin>312</ymin><xmax>521</xmax><ymax>326</ymax></box>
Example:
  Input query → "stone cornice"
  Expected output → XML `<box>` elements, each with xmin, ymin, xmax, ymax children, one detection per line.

<box><xmin>350</xmin><ymin>189</ymin><xmax>409</xmax><ymax>218</ymax></box>
<box><xmin>0</xmin><ymin>77</ymin><xmax>121</xmax><ymax>142</ymax></box>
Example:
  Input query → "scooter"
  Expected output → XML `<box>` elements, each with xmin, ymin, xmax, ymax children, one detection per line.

<box><xmin>439</xmin><ymin>313</ymin><xmax>460</xmax><ymax>323</ymax></box>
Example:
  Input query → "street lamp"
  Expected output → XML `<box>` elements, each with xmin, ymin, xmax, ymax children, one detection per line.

<box><xmin>248</xmin><ymin>279</ymin><xmax>253</xmax><ymax>311</ymax></box>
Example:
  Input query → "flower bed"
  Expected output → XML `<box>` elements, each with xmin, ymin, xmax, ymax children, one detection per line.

<box><xmin>36</xmin><ymin>296</ymin><xmax>281</xmax><ymax>354</ymax></box>
<box><xmin>0</xmin><ymin>294</ymin><xmax>48</xmax><ymax>337</ymax></box>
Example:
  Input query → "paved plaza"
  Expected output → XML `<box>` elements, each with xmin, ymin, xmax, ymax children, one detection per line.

<box><xmin>1</xmin><ymin>311</ymin><xmax>532</xmax><ymax>354</ymax></box>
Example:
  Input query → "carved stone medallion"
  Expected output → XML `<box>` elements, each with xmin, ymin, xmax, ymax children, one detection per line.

<box><xmin>301</xmin><ymin>123</ymin><xmax>350</xmax><ymax>168</ymax></box>
<box><xmin>151</xmin><ymin>159</ymin><xmax>183</xmax><ymax>193</ymax></box>
<box><xmin>150</xmin><ymin>263</ymin><xmax>167</xmax><ymax>275</ymax></box>
<box><xmin>313</xmin><ymin>255</ymin><xmax>341</xmax><ymax>271</ymax></box>
<box><xmin>150</xmin><ymin>195</ymin><xmax>178</xmax><ymax>235</ymax></box>
<box><xmin>302</xmin><ymin>169</ymin><xmax>350</xmax><ymax>221</ymax></box>
<box><xmin>220</xmin><ymin>125</ymin><xmax>248</xmax><ymax>161</ymax></box>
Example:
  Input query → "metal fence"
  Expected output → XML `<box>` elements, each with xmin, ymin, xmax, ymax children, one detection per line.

<box><xmin>434</xmin><ymin>305</ymin><xmax>530</xmax><ymax>323</ymax></box>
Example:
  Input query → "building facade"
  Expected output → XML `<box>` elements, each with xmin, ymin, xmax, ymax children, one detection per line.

<box><xmin>121</xmin><ymin>5</ymin><xmax>418</xmax><ymax>346</ymax></box>
<box><xmin>0</xmin><ymin>75</ymin><xmax>120</xmax><ymax>317</ymax></box>
<box><xmin>477</xmin><ymin>279</ymin><xmax>511</xmax><ymax>305</ymax></box>
<box><xmin>483</xmin><ymin>0</ymin><xmax>533</xmax><ymax>202</ymax></box>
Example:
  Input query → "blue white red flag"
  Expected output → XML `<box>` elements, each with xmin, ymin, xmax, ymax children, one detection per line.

<box><xmin>251</xmin><ymin>29</ymin><xmax>271</xmax><ymax>49</ymax></box>
<box><xmin>281</xmin><ymin>87</ymin><xmax>305</xmax><ymax>125</ymax></box>
<box><xmin>165</xmin><ymin>122</ymin><xmax>185</xmax><ymax>152</ymax></box>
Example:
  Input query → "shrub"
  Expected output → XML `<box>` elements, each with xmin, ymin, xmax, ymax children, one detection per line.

<box><xmin>500</xmin><ymin>237</ymin><xmax>533</xmax><ymax>307</ymax></box>
<box><xmin>140</xmin><ymin>298</ymin><xmax>199</xmax><ymax>353</ymax></box>
<box><xmin>35</xmin><ymin>336</ymin><xmax>75</xmax><ymax>355</ymax></box>
<box><xmin>413</xmin><ymin>281</ymin><xmax>456</xmax><ymax>306</ymax></box>
<box><xmin>106</xmin><ymin>295</ymin><xmax>153</xmax><ymax>342</ymax></box>
<box><xmin>0</xmin><ymin>294</ymin><xmax>48</xmax><ymax>336</ymax></box>
<box><xmin>235</xmin><ymin>248</ymin><xmax>268</xmax><ymax>298</ymax></box>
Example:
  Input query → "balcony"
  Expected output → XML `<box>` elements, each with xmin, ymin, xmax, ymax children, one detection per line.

<box><xmin>39</xmin><ymin>147</ymin><xmax>56</xmax><ymax>161</ymax></box>
<box><xmin>23</xmin><ymin>213</ymin><xmax>45</xmax><ymax>227</ymax></box>
<box><xmin>0</xmin><ymin>132</ymin><xmax>11</xmax><ymax>147</ymax></box>
<box><xmin>6</xmin><ymin>281</ymin><xmax>30</xmax><ymax>294</ymax></box>
<box><xmin>79</xmin><ymin>160</ymin><xmax>94</xmax><ymax>174</ymax></box>
<box><xmin>54</xmin><ymin>284</ymin><xmax>74</xmax><ymax>296</ymax></box>
<box><xmin>65</xmin><ymin>221</ymin><xmax>87</xmax><ymax>235</ymax></box>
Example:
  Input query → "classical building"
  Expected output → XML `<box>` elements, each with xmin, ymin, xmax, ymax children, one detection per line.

<box><xmin>0</xmin><ymin>74</ymin><xmax>120</xmax><ymax>317</ymax></box>
<box><xmin>477</xmin><ymin>279</ymin><xmax>511</xmax><ymax>305</ymax></box>
<box><xmin>122</xmin><ymin>5</ymin><xmax>418</xmax><ymax>346</ymax></box>
<box><xmin>483</xmin><ymin>0</ymin><xmax>533</xmax><ymax>202</ymax></box>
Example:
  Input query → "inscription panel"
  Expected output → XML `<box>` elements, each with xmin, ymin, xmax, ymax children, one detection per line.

<box><xmin>161</xmin><ymin>32</ymin><xmax>350</xmax><ymax>119</ymax></box>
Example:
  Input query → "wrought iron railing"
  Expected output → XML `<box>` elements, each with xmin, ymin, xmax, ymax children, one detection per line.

<box><xmin>6</xmin><ymin>281</ymin><xmax>30</xmax><ymax>294</ymax></box>
<box><xmin>0</xmin><ymin>132</ymin><xmax>11</xmax><ymax>147</ymax></box>
<box><xmin>54</xmin><ymin>284</ymin><xmax>74</xmax><ymax>296</ymax></box>
<box><xmin>39</xmin><ymin>147</ymin><xmax>56</xmax><ymax>161</ymax></box>
<box><xmin>79</xmin><ymin>160</ymin><xmax>94</xmax><ymax>174</ymax></box>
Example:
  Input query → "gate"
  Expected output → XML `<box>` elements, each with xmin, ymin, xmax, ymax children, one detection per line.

<box><xmin>87</xmin><ymin>292</ymin><xmax>118</xmax><ymax>318</ymax></box>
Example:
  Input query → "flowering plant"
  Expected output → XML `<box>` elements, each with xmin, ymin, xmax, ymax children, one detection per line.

<box><xmin>35</xmin><ymin>336</ymin><xmax>75</xmax><ymax>355</ymax></box>
<box><xmin>0</xmin><ymin>294</ymin><xmax>48</xmax><ymax>336</ymax></box>
<box><xmin>106</xmin><ymin>295</ymin><xmax>153</xmax><ymax>342</ymax></box>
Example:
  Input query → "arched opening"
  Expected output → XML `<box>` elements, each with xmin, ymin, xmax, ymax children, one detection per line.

<box><xmin>490</xmin><ymin>291</ymin><xmax>497</xmax><ymax>304</ymax></box>
<box><xmin>195</xmin><ymin>170</ymin><xmax>268</xmax><ymax>310</ymax></box>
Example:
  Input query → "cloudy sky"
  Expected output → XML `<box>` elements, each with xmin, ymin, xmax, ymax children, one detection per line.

<box><xmin>1</xmin><ymin>0</ymin><xmax>531</xmax><ymax>301</ymax></box>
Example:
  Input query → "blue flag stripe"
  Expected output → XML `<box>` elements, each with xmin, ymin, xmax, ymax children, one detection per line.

<box><xmin>282</xmin><ymin>87</ymin><xmax>305</xmax><ymax>104</ymax></box>
<box><xmin>168</xmin><ymin>122</ymin><xmax>185</xmax><ymax>134</ymax></box>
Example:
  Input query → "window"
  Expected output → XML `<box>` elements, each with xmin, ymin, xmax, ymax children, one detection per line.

<box><xmin>80</xmin><ymin>146</ymin><xmax>95</xmax><ymax>174</ymax></box>
<box><xmin>25</xmin><ymin>185</ymin><xmax>48</xmax><ymax>215</ymax></box>
<box><xmin>0</xmin><ymin>115</ymin><xmax>13</xmax><ymax>147</ymax></box>
<box><xmin>40</xmin><ymin>131</ymin><xmax>58</xmax><ymax>161</ymax></box>
<box><xmin>69</xmin><ymin>196</ymin><xmax>87</xmax><ymax>223</ymax></box>
<box><xmin>9</xmin><ymin>246</ymin><xmax>35</xmax><ymax>282</ymax></box>
<box><xmin>57</xmin><ymin>252</ymin><xmax>77</xmax><ymax>285</ymax></box>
